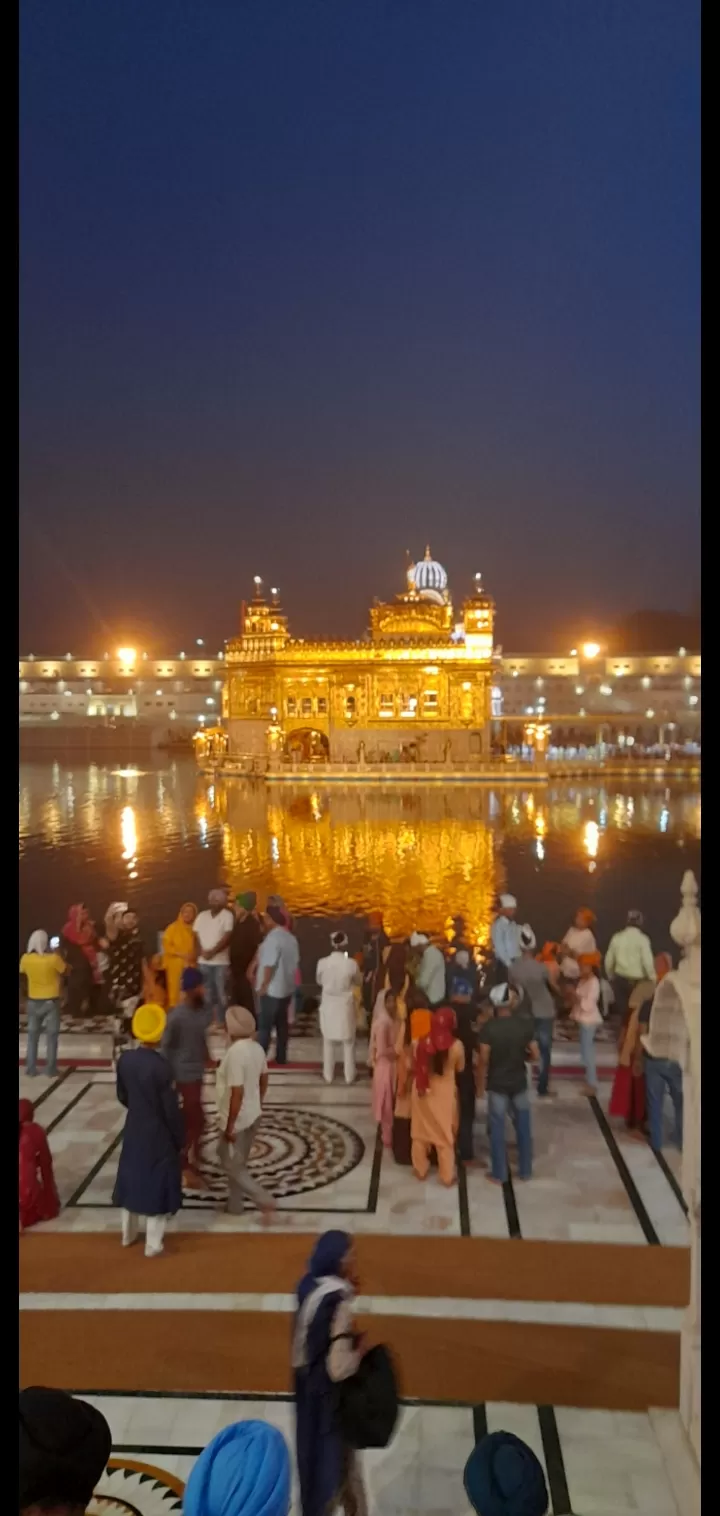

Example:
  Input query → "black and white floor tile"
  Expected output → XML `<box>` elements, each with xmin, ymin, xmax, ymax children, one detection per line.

<box><xmin>76</xmin><ymin>1393</ymin><xmax>696</xmax><ymax>1516</ymax></box>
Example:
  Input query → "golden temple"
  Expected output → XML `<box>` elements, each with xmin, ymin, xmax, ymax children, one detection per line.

<box><xmin>223</xmin><ymin>549</ymin><xmax>496</xmax><ymax>766</ymax></box>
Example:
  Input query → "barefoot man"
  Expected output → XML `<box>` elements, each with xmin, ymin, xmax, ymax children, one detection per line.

<box><xmin>216</xmin><ymin>1005</ymin><xmax>277</xmax><ymax>1223</ymax></box>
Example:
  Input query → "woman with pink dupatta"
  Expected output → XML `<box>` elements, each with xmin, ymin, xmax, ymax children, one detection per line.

<box><xmin>368</xmin><ymin>990</ymin><xmax>399</xmax><ymax>1147</ymax></box>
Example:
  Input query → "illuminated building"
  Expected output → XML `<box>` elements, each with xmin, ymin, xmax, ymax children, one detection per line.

<box><xmin>225</xmin><ymin>551</ymin><xmax>496</xmax><ymax>763</ymax></box>
<box><xmin>18</xmin><ymin>552</ymin><xmax>701</xmax><ymax>758</ymax></box>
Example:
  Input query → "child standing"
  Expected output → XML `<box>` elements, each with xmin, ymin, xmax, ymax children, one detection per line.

<box><xmin>572</xmin><ymin>953</ymin><xmax>603</xmax><ymax>1096</ymax></box>
<box><xmin>368</xmin><ymin>990</ymin><xmax>398</xmax><ymax>1147</ymax></box>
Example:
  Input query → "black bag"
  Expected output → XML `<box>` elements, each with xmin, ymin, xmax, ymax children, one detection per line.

<box><xmin>336</xmin><ymin>1343</ymin><xmax>399</xmax><ymax>1450</ymax></box>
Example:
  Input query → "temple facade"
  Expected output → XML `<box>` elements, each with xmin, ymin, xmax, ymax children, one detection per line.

<box><xmin>225</xmin><ymin>550</ymin><xmax>496</xmax><ymax>763</ymax></box>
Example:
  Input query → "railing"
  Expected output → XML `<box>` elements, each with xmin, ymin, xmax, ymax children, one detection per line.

<box><xmin>201</xmin><ymin>751</ymin><xmax>701</xmax><ymax>782</ymax></box>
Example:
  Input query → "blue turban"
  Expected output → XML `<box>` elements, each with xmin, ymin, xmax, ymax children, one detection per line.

<box><xmin>181</xmin><ymin>966</ymin><xmax>204</xmax><ymax>991</ymax></box>
<box><xmin>464</xmin><ymin>1433</ymin><xmax>548</xmax><ymax>1516</ymax></box>
<box><xmin>184</xmin><ymin>1421</ymin><xmax>291</xmax><ymax>1516</ymax></box>
<box><xmin>297</xmin><ymin>1230</ymin><xmax>352</xmax><ymax>1307</ymax></box>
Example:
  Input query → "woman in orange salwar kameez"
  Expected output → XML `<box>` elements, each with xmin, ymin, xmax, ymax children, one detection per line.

<box><xmin>411</xmin><ymin>1008</ymin><xmax>465</xmax><ymax>1186</ymax></box>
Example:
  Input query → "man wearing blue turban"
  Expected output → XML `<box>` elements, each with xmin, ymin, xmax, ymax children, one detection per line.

<box><xmin>184</xmin><ymin>1420</ymin><xmax>291</xmax><ymax>1516</ymax></box>
<box><xmin>464</xmin><ymin>1431</ymin><xmax>549</xmax><ymax>1516</ymax></box>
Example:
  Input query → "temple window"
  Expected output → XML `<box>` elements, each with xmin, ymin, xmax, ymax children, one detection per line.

<box><xmin>301</xmin><ymin>697</ymin><xmax>313</xmax><ymax>716</ymax></box>
<box><xmin>287</xmin><ymin>697</ymin><xmax>297</xmax><ymax>715</ymax></box>
<box><xmin>379</xmin><ymin>694</ymin><xmax>394</xmax><ymax>717</ymax></box>
<box><xmin>317</xmin><ymin>697</ymin><xmax>328</xmax><ymax>714</ymax></box>
<box><xmin>423</xmin><ymin>691</ymin><xmax>438</xmax><ymax>711</ymax></box>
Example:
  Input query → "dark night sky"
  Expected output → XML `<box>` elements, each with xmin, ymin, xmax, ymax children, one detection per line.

<box><xmin>20</xmin><ymin>0</ymin><xmax>699</xmax><ymax>653</ymax></box>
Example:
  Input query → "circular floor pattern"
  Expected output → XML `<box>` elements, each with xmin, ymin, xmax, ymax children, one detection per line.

<box><xmin>89</xmin><ymin>1458</ymin><xmax>184</xmax><ymax>1513</ymax></box>
<box><xmin>188</xmin><ymin>1105</ymin><xmax>366</xmax><ymax>1207</ymax></box>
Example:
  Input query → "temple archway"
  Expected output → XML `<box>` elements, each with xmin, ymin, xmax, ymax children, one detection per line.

<box><xmin>284</xmin><ymin>728</ymin><xmax>330</xmax><ymax>762</ymax></box>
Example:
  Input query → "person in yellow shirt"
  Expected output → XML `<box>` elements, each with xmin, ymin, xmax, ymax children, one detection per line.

<box><xmin>19</xmin><ymin>931</ymin><xmax>67</xmax><ymax>1078</ymax></box>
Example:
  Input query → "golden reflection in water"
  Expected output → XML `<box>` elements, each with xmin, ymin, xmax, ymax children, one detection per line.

<box><xmin>19</xmin><ymin>761</ymin><xmax>701</xmax><ymax>932</ymax></box>
<box><xmin>121</xmin><ymin>805</ymin><xmax>138</xmax><ymax>879</ymax></box>
<box><xmin>219</xmin><ymin>786</ymin><xmax>499</xmax><ymax>944</ymax></box>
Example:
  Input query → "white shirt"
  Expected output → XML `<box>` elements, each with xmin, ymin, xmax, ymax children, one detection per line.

<box><xmin>605</xmin><ymin>926</ymin><xmax>655</xmax><ymax>984</ymax></box>
<box><xmin>316</xmin><ymin>951</ymin><xmax>360</xmax><ymax>1042</ymax></box>
<box><xmin>194</xmin><ymin>908</ymin><xmax>235</xmax><ymax>966</ymax></box>
<box><xmin>572</xmin><ymin>975</ymin><xmax>602</xmax><ymax>1027</ymax></box>
<box><xmin>216</xmin><ymin>1037</ymin><xmax>268</xmax><ymax>1133</ymax></box>
<box><xmin>416</xmin><ymin>943</ymin><xmax>447</xmax><ymax>1004</ymax></box>
<box><xmin>562</xmin><ymin>926</ymin><xmax>597</xmax><ymax>958</ymax></box>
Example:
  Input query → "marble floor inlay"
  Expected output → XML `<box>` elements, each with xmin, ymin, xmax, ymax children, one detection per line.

<box><xmin>69</xmin><ymin>1393</ymin><xmax>697</xmax><ymax>1516</ymax></box>
<box><xmin>19</xmin><ymin>1052</ymin><xmax>690</xmax><ymax>1242</ymax></box>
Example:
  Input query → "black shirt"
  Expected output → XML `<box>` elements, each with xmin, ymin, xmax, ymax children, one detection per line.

<box><xmin>229</xmin><ymin>914</ymin><xmax>263</xmax><ymax>978</ymax></box>
<box><xmin>480</xmin><ymin>1015</ymin><xmax>535</xmax><ymax>1097</ymax></box>
<box><xmin>108</xmin><ymin>931</ymin><xmax>145</xmax><ymax>1001</ymax></box>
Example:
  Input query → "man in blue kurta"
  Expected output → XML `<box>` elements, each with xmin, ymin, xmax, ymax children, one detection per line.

<box><xmin>112</xmin><ymin>1002</ymin><xmax>184</xmax><ymax>1257</ymax></box>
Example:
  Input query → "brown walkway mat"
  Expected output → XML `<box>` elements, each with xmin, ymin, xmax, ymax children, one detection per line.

<box><xmin>19</xmin><ymin>1232</ymin><xmax>689</xmax><ymax>1307</ymax></box>
<box><xmin>20</xmin><ymin>1310</ymin><xmax>679</xmax><ymax>1411</ymax></box>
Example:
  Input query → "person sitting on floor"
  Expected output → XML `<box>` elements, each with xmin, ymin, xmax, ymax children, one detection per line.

<box><xmin>19</xmin><ymin>1099</ymin><xmax>60</xmax><ymax>1232</ymax></box>
<box><xmin>464</xmin><ymin>1430</ymin><xmax>548</xmax><ymax>1515</ymax></box>
<box><xmin>19</xmin><ymin>1386</ymin><xmax>112</xmax><ymax>1516</ymax></box>
<box><xmin>183</xmin><ymin>1419</ymin><xmax>291</xmax><ymax>1516</ymax></box>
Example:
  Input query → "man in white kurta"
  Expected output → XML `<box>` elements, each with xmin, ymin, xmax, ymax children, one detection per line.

<box><xmin>316</xmin><ymin>933</ymin><xmax>361</xmax><ymax>1084</ymax></box>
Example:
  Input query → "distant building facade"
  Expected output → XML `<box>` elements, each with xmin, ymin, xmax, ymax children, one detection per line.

<box><xmin>19</xmin><ymin>551</ymin><xmax>701</xmax><ymax>755</ymax></box>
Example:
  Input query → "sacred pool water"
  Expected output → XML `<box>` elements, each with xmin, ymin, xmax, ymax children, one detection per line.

<box><xmin>19</xmin><ymin>756</ymin><xmax>700</xmax><ymax>966</ymax></box>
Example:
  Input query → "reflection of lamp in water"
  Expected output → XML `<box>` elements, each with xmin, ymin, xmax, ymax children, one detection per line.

<box><xmin>584</xmin><ymin>820</ymin><xmax>599</xmax><ymax>866</ymax></box>
<box><xmin>121</xmin><ymin>805</ymin><xmax>137</xmax><ymax>865</ymax></box>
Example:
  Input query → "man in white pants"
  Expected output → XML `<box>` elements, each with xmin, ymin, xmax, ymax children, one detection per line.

<box><xmin>316</xmin><ymin>932</ymin><xmax>361</xmax><ymax>1084</ymax></box>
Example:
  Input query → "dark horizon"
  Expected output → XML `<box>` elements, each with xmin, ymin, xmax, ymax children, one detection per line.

<box><xmin>20</xmin><ymin>2</ymin><xmax>700</xmax><ymax>651</ymax></box>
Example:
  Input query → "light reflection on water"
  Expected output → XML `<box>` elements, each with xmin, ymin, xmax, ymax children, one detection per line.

<box><xmin>19</xmin><ymin>758</ymin><xmax>701</xmax><ymax>954</ymax></box>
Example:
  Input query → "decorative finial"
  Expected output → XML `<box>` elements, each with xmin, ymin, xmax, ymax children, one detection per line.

<box><xmin>424</xmin><ymin>544</ymin><xmax>432</xmax><ymax>560</ymax></box>
<box><xmin>670</xmin><ymin>870</ymin><xmax>700</xmax><ymax>982</ymax></box>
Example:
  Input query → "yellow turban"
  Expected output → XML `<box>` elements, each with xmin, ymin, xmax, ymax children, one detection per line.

<box><xmin>132</xmin><ymin>1002</ymin><xmax>167</xmax><ymax>1045</ymax></box>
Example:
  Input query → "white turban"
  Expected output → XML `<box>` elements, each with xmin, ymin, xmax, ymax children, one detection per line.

<box><xmin>519</xmin><ymin>925</ymin><xmax>536</xmax><ymax>951</ymax></box>
<box><xmin>499</xmin><ymin>894</ymin><xmax>517</xmax><ymax>910</ymax></box>
<box><xmin>410</xmin><ymin>932</ymin><xmax>429</xmax><ymax>947</ymax></box>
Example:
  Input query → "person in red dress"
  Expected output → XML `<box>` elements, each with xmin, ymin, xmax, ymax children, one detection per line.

<box><xmin>19</xmin><ymin>1099</ymin><xmax>60</xmax><ymax>1231</ymax></box>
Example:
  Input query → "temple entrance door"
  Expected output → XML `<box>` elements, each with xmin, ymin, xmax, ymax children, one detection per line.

<box><xmin>284</xmin><ymin>728</ymin><xmax>330</xmax><ymax>762</ymax></box>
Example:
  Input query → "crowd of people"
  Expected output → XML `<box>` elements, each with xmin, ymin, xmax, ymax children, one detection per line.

<box><xmin>20</xmin><ymin>1230</ymin><xmax>553</xmax><ymax>1516</ymax></box>
<box><xmin>19</xmin><ymin>890</ymin><xmax>691</xmax><ymax>1513</ymax></box>
<box><xmin>19</xmin><ymin>884</ymin><xmax>688</xmax><ymax>1238</ymax></box>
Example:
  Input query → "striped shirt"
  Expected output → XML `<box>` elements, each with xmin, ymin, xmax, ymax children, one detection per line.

<box><xmin>641</xmin><ymin>977</ymin><xmax>689</xmax><ymax>1067</ymax></box>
